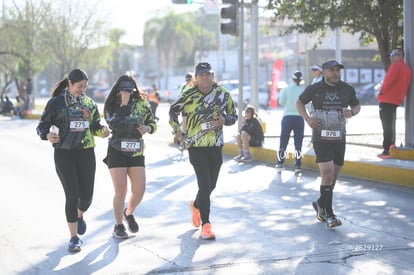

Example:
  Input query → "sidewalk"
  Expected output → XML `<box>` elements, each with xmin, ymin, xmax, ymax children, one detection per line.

<box><xmin>223</xmin><ymin>105</ymin><xmax>414</xmax><ymax>187</ymax></box>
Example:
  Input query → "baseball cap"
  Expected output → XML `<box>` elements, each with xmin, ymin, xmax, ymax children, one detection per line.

<box><xmin>310</xmin><ymin>64</ymin><xmax>322</xmax><ymax>71</ymax></box>
<box><xmin>118</xmin><ymin>80</ymin><xmax>136</xmax><ymax>92</ymax></box>
<box><xmin>322</xmin><ymin>60</ymin><xmax>344</xmax><ymax>71</ymax></box>
<box><xmin>292</xmin><ymin>71</ymin><xmax>302</xmax><ymax>80</ymax></box>
<box><xmin>185</xmin><ymin>73</ymin><xmax>192</xmax><ymax>80</ymax></box>
<box><xmin>195</xmin><ymin>62</ymin><xmax>213</xmax><ymax>76</ymax></box>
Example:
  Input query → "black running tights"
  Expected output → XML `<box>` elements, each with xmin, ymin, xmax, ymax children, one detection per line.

<box><xmin>188</xmin><ymin>147</ymin><xmax>223</xmax><ymax>225</ymax></box>
<box><xmin>54</xmin><ymin>148</ymin><xmax>96</xmax><ymax>223</ymax></box>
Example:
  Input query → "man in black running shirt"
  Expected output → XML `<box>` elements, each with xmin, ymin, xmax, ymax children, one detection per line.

<box><xmin>296</xmin><ymin>60</ymin><xmax>361</xmax><ymax>228</ymax></box>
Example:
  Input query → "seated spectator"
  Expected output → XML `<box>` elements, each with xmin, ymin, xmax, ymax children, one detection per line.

<box><xmin>14</xmin><ymin>96</ymin><xmax>25</xmax><ymax>118</ymax></box>
<box><xmin>0</xmin><ymin>96</ymin><xmax>14</xmax><ymax>116</ymax></box>
<box><xmin>234</xmin><ymin>105</ymin><xmax>264</xmax><ymax>162</ymax></box>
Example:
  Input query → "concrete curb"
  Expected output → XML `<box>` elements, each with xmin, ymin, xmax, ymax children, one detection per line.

<box><xmin>23</xmin><ymin>113</ymin><xmax>41</xmax><ymax>120</ymax></box>
<box><xmin>223</xmin><ymin>142</ymin><xmax>414</xmax><ymax>188</ymax></box>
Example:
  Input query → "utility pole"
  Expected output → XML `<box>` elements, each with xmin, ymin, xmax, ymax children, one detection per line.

<box><xmin>404</xmin><ymin>0</ymin><xmax>414</xmax><ymax>148</ymax></box>
<box><xmin>250</xmin><ymin>0</ymin><xmax>259</xmax><ymax>110</ymax></box>
<box><xmin>237</xmin><ymin>0</ymin><xmax>244</xmax><ymax>129</ymax></box>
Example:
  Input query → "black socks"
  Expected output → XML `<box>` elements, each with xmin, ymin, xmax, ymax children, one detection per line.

<box><xmin>319</xmin><ymin>185</ymin><xmax>334</xmax><ymax>215</ymax></box>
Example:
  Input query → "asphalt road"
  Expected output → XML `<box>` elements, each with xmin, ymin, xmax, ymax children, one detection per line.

<box><xmin>0</xmin><ymin>105</ymin><xmax>413</xmax><ymax>275</ymax></box>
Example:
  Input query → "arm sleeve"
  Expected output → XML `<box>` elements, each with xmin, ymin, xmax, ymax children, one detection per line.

<box><xmin>90</xmin><ymin>103</ymin><xmax>106</xmax><ymax>137</ymax></box>
<box><xmin>223</xmin><ymin>90</ymin><xmax>238</xmax><ymax>126</ymax></box>
<box><xmin>169</xmin><ymin>96</ymin><xmax>185</xmax><ymax>133</ymax></box>
<box><xmin>36</xmin><ymin>100</ymin><xmax>55</xmax><ymax>140</ymax></box>
<box><xmin>143</xmin><ymin>101</ymin><xmax>157</xmax><ymax>134</ymax></box>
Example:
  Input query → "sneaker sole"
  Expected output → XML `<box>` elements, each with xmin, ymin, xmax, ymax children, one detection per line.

<box><xmin>200</xmin><ymin>234</ymin><xmax>216</xmax><ymax>240</ymax></box>
<box><xmin>312</xmin><ymin>201</ymin><xmax>326</xmax><ymax>222</ymax></box>
<box><xmin>377</xmin><ymin>155</ymin><xmax>391</xmax><ymax>159</ymax></box>
<box><xmin>327</xmin><ymin>220</ymin><xmax>342</xmax><ymax>228</ymax></box>
<box><xmin>112</xmin><ymin>232</ymin><xmax>129</xmax><ymax>239</ymax></box>
<box><xmin>68</xmin><ymin>246</ymin><xmax>81</xmax><ymax>253</ymax></box>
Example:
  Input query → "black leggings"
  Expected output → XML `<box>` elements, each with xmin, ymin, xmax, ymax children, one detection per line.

<box><xmin>54</xmin><ymin>148</ymin><xmax>96</xmax><ymax>223</ymax></box>
<box><xmin>379</xmin><ymin>102</ymin><xmax>397</xmax><ymax>151</ymax></box>
<box><xmin>188</xmin><ymin>147</ymin><xmax>223</xmax><ymax>225</ymax></box>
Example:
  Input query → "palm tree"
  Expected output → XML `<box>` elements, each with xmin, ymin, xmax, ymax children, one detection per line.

<box><xmin>143</xmin><ymin>11</ymin><xmax>199</xmax><ymax>89</ymax></box>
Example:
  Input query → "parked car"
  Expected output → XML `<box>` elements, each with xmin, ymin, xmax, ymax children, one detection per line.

<box><xmin>92</xmin><ymin>86</ymin><xmax>110</xmax><ymax>102</ymax></box>
<box><xmin>219</xmin><ymin>80</ymin><xmax>239</xmax><ymax>92</ymax></box>
<box><xmin>85</xmin><ymin>85</ymin><xmax>98</xmax><ymax>98</ymax></box>
<box><xmin>229</xmin><ymin>86</ymin><xmax>270</xmax><ymax>108</ymax></box>
<box><xmin>355</xmin><ymin>82</ymin><xmax>382</xmax><ymax>105</ymax></box>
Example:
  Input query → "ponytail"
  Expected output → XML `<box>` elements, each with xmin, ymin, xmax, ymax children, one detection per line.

<box><xmin>51</xmin><ymin>68</ymin><xmax>88</xmax><ymax>97</ymax></box>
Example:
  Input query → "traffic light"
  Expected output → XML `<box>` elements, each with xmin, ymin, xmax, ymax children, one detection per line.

<box><xmin>220</xmin><ymin>0</ymin><xmax>238</xmax><ymax>36</ymax></box>
<box><xmin>171</xmin><ymin>0</ymin><xmax>193</xmax><ymax>3</ymax></box>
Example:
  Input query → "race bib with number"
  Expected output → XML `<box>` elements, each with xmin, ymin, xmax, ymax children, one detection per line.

<box><xmin>200</xmin><ymin>120</ymin><xmax>215</xmax><ymax>131</ymax></box>
<box><xmin>321</xmin><ymin>129</ymin><xmax>342</xmax><ymax>140</ymax></box>
<box><xmin>69</xmin><ymin>120</ymin><xmax>89</xmax><ymax>132</ymax></box>
<box><xmin>120</xmin><ymin>138</ymin><xmax>143</xmax><ymax>153</ymax></box>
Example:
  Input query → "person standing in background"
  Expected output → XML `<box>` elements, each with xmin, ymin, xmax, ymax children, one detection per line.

<box><xmin>103</xmin><ymin>74</ymin><xmax>157</xmax><ymax>239</ymax></box>
<box><xmin>377</xmin><ymin>48</ymin><xmax>411</xmax><ymax>159</ymax></box>
<box><xmin>36</xmin><ymin>68</ymin><xmax>110</xmax><ymax>252</ymax></box>
<box><xmin>169</xmin><ymin>62</ymin><xmax>237</xmax><ymax>240</ymax></box>
<box><xmin>148</xmin><ymin>84</ymin><xmax>160</xmax><ymax>121</ymax></box>
<box><xmin>310</xmin><ymin>65</ymin><xmax>323</xmax><ymax>84</ymax></box>
<box><xmin>176</xmin><ymin>73</ymin><xmax>194</xmax><ymax>144</ymax></box>
<box><xmin>275</xmin><ymin>71</ymin><xmax>306</xmax><ymax>174</ymax></box>
<box><xmin>25</xmin><ymin>78</ymin><xmax>33</xmax><ymax>111</ymax></box>
<box><xmin>180</xmin><ymin>73</ymin><xmax>194</xmax><ymax>94</ymax></box>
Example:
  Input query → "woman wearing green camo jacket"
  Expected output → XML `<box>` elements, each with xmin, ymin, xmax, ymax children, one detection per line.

<box><xmin>103</xmin><ymin>74</ymin><xmax>157</xmax><ymax>239</ymax></box>
<box><xmin>36</xmin><ymin>68</ymin><xmax>110</xmax><ymax>253</ymax></box>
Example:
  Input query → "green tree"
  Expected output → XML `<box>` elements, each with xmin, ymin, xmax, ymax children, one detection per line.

<box><xmin>144</xmin><ymin>12</ymin><xmax>196</xmax><ymax>88</ymax></box>
<box><xmin>266</xmin><ymin>0</ymin><xmax>403</xmax><ymax>69</ymax></box>
<box><xmin>143</xmin><ymin>10</ymin><xmax>217</xmax><ymax>88</ymax></box>
<box><xmin>0</xmin><ymin>0</ymin><xmax>51</xmax><ymax>96</ymax></box>
<box><xmin>0</xmin><ymin>0</ymin><xmax>109</xmax><ymax>99</ymax></box>
<box><xmin>41</xmin><ymin>0</ymin><xmax>107</xmax><ymax>79</ymax></box>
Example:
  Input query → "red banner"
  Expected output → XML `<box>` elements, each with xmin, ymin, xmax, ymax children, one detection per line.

<box><xmin>270</xmin><ymin>59</ymin><xmax>283</xmax><ymax>108</ymax></box>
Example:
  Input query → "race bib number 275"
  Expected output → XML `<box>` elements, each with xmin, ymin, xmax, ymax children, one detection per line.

<box><xmin>69</xmin><ymin>120</ymin><xmax>89</xmax><ymax>132</ymax></box>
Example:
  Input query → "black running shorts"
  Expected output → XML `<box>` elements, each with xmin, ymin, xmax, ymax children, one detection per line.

<box><xmin>312</xmin><ymin>142</ymin><xmax>345</xmax><ymax>166</ymax></box>
<box><xmin>104</xmin><ymin>145</ymin><xmax>145</xmax><ymax>168</ymax></box>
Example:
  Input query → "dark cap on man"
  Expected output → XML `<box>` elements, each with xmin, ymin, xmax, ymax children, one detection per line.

<box><xmin>118</xmin><ymin>80</ymin><xmax>135</xmax><ymax>92</ymax></box>
<box><xmin>322</xmin><ymin>60</ymin><xmax>344</xmax><ymax>71</ymax></box>
<box><xmin>195</xmin><ymin>62</ymin><xmax>213</xmax><ymax>76</ymax></box>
